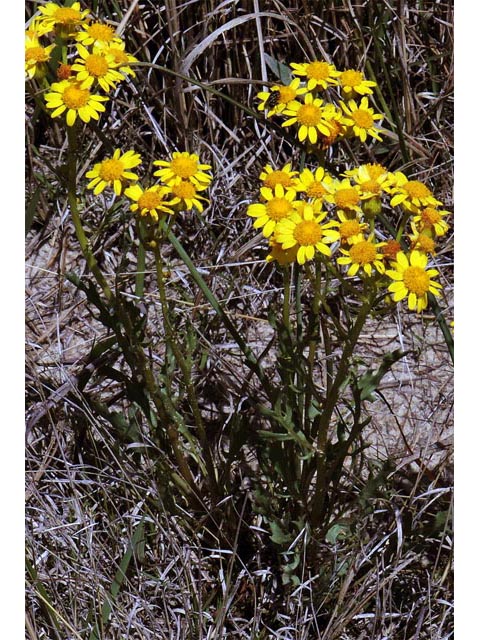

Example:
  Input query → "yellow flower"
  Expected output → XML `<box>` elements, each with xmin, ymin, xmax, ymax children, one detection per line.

<box><xmin>338</xmin><ymin>69</ymin><xmax>377</xmax><ymax>96</ymax></box>
<box><xmin>153</xmin><ymin>152</ymin><xmax>212</xmax><ymax>187</ymax></box>
<box><xmin>72</xmin><ymin>44</ymin><xmax>124</xmax><ymax>92</ymax></box>
<box><xmin>386</xmin><ymin>250</ymin><xmax>442</xmax><ymax>312</ymax></box>
<box><xmin>25</xmin><ymin>35</ymin><xmax>55</xmax><ymax>80</ymax></box>
<box><xmin>333</xmin><ymin>211</ymin><xmax>369</xmax><ymax>245</ymax></box>
<box><xmin>346</xmin><ymin>163</ymin><xmax>390</xmax><ymax>198</ymax></box>
<box><xmin>37</xmin><ymin>2</ymin><xmax>89</xmax><ymax>36</ymax></box>
<box><xmin>337</xmin><ymin>235</ymin><xmax>386</xmax><ymax>276</ymax></box>
<box><xmin>266</xmin><ymin>237</ymin><xmax>299</xmax><ymax>266</ymax></box>
<box><xmin>290</xmin><ymin>60</ymin><xmax>341</xmax><ymax>91</ymax></box>
<box><xmin>25</xmin><ymin>17</ymin><xmax>53</xmax><ymax>38</ymax></box>
<box><xmin>275</xmin><ymin>204</ymin><xmax>340</xmax><ymax>265</ymax></box>
<box><xmin>247</xmin><ymin>184</ymin><xmax>298</xmax><ymax>238</ymax></box>
<box><xmin>340</xmin><ymin>97</ymin><xmax>383</xmax><ymax>142</ymax></box>
<box><xmin>86</xmin><ymin>149</ymin><xmax>142</xmax><ymax>196</ymax></box>
<box><xmin>76</xmin><ymin>22</ymin><xmax>122</xmax><ymax>47</ymax></box>
<box><xmin>124</xmin><ymin>184</ymin><xmax>174</xmax><ymax>221</ymax></box>
<box><xmin>294</xmin><ymin>166</ymin><xmax>333</xmax><ymax>201</ymax></box>
<box><xmin>256</xmin><ymin>78</ymin><xmax>308</xmax><ymax>117</ymax></box>
<box><xmin>44</xmin><ymin>79</ymin><xmax>108</xmax><ymax>126</ymax></box>
<box><xmin>97</xmin><ymin>41</ymin><xmax>138</xmax><ymax>77</ymax></box>
<box><xmin>323</xmin><ymin>178</ymin><xmax>364</xmax><ymax>215</ymax></box>
<box><xmin>412</xmin><ymin>206</ymin><xmax>450</xmax><ymax>236</ymax></box>
<box><xmin>408</xmin><ymin>228</ymin><xmax>437</xmax><ymax>256</ymax></box>
<box><xmin>281</xmin><ymin>93</ymin><xmax>339</xmax><ymax>144</ymax></box>
<box><xmin>168</xmin><ymin>180</ymin><xmax>210</xmax><ymax>212</ymax></box>
<box><xmin>389</xmin><ymin>172</ymin><xmax>442</xmax><ymax>212</ymax></box>
<box><xmin>259</xmin><ymin>163</ymin><xmax>299</xmax><ymax>191</ymax></box>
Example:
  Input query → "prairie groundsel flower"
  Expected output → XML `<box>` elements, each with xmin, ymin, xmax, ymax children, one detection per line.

<box><xmin>340</xmin><ymin>97</ymin><xmax>383</xmax><ymax>142</ymax></box>
<box><xmin>275</xmin><ymin>204</ymin><xmax>340</xmax><ymax>265</ymax></box>
<box><xmin>290</xmin><ymin>60</ymin><xmax>341</xmax><ymax>91</ymax></box>
<box><xmin>98</xmin><ymin>41</ymin><xmax>138</xmax><ymax>77</ymax></box>
<box><xmin>259</xmin><ymin>163</ymin><xmax>299</xmax><ymax>191</ymax></box>
<box><xmin>247</xmin><ymin>184</ymin><xmax>298</xmax><ymax>238</ymax></box>
<box><xmin>168</xmin><ymin>180</ymin><xmax>210</xmax><ymax>212</ymax></box>
<box><xmin>86</xmin><ymin>149</ymin><xmax>142</xmax><ymax>196</ymax></box>
<box><xmin>38</xmin><ymin>2</ymin><xmax>89</xmax><ymax>37</ymax></box>
<box><xmin>281</xmin><ymin>93</ymin><xmax>339</xmax><ymax>144</ymax></box>
<box><xmin>266</xmin><ymin>237</ymin><xmax>299</xmax><ymax>266</ymax></box>
<box><xmin>324</xmin><ymin>178</ymin><xmax>364</xmax><ymax>216</ymax></box>
<box><xmin>76</xmin><ymin>22</ymin><xmax>122</xmax><ymax>47</ymax></box>
<box><xmin>333</xmin><ymin>211</ymin><xmax>368</xmax><ymax>245</ymax></box>
<box><xmin>381</xmin><ymin>239</ymin><xmax>402</xmax><ymax>262</ymax></box>
<box><xmin>25</xmin><ymin>35</ymin><xmax>55</xmax><ymax>80</ymax></box>
<box><xmin>408</xmin><ymin>229</ymin><xmax>437</xmax><ymax>255</ymax></box>
<box><xmin>153</xmin><ymin>152</ymin><xmax>212</xmax><ymax>187</ymax></box>
<box><xmin>256</xmin><ymin>78</ymin><xmax>308</xmax><ymax>117</ymax></box>
<box><xmin>386</xmin><ymin>250</ymin><xmax>442</xmax><ymax>312</ymax></box>
<box><xmin>124</xmin><ymin>184</ymin><xmax>174</xmax><ymax>221</ymax></box>
<box><xmin>412</xmin><ymin>206</ymin><xmax>450</xmax><ymax>236</ymax></box>
<box><xmin>337</xmin><ymin>235</ymin><xmax>386</xmax><ymax>276</ymax></box>
<box><xmin>45</xmin><ymin>79</ymin><xmax>108</xmax><ymax>126</ymax></box>
<box><xmin>389</xmin><ymin>172</ymin><xmax>442</xmax><ymax>212</ymax></box>
<box><xmin>338</xmin><ymin>69</ymin><xmax>377</xmax><ymax>96</ymax></box>
<box><xmin>294</xmin><ymin>166</ymin><xmax>333</xmax><ymax>201</ymax></box>
<box><xmin>72</xmin><ymin>44</ymin><xmax>124</xmax><ymax>92</ymax></box>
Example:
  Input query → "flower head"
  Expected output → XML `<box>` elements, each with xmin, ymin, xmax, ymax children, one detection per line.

<box><xmin>290</xmin><ymin>60</ymin><xmax>341</xmax><ymax>91</ymax></box>
<box><xmin>124</xmin><ymin>184</ymin><xmax>175</xmax><ymax>221</ymax></box>
<box><xmin>386</xmin><ymin>250</ymin><xmax>442</xmax><ymax>312</ymax></box>
<box><xmin>275</xmin><ymin>204</ymin><xmax>340</xmax><ymax>265</ymax></box>
<box><xmin>323</xmin><ymin>178</ymin><xmax>364</xmax><ymax>215</ymax></box>
<box><xmin>25</xmin><ymin>35</ymin><xmax>55</xmax><ymax>80</ymax></box>
<box><xmin>153</xmin><ymin>152</ymin><xmax>212</xmax><ymax>187</ymax></box>
<box><xmin>247</xmin><ymin>184</ymin><xmax>298</xmax><ymax>238</ymax></box>
<box><xmin>281</xmin><ymin>93</ymin><xmax>340</xmax><ymax>144</ymax></box>
<box><xmin>44</xmin><ymin>79</ymin><xmax>108</xmax><ymax>126</ymax></box>
<box><xmin>381</xmin><ymin>239</ymin><xmax>402</xmax><ymax>262</ymax></box>
<box><xmin>168</xmin><ymin>180</ymin><xmax>210</xmax><ymax>212</ymax></box>
<box><xmin>259</xmin><ymin>163</ymin><xmax>299</xmax><ymax>191</ymax></box>
<box><xmin>76</xmin><ymin>21</ymin><xmax>122</xmax><ymax>47</ymax></box>
<box><xmin>340</xmin><ymin>97</ymin><xmax>383</xmax><ymax>142</ymax></box>
<box><xmin>256</xmin><ymin>78</ymin><xmax>308</xmax><ymax>117</ymax></box>
<box><xmin>337</xmin><ymin>235</ymin><xmax>386</xmax><ymax>276</ymax></box>
<box><xmin>72</xmin><ymin>44</ymin><xmax>124</xmax><ymax>92</ymax></box>
<box><xmin>389</xmin><ymin>172</ymin><xmax>442</xmax><ymax>212</ymax></box>
<box><xmin>266</xmin><ymin>237</ymin><xmax>299</xmax><ymax>266</ymax></box>
<box><xmin>333</xmin><ymin>211</ymin><xmax>369</xmax><ymax>245</ymax></box>
<box><xmin>412</xmin><ymin>206</ymin><xmax>450</xmax><ymax>236</ymax></box>
<box><xmin>38</xmin><ymin>2</ymin><xmax>89</xmax><ymax>37</ymax></box>
<box><xmin>86</xmin><ymin>149</ymin><xmax>142</xmax><ymax>196</ymax></box>
<box><xmin>338</xmin><ymin>69</ymin><xmax>377</xmax><ymax>96</ymax></box>
<box><xmin>408</xmin><ymin>229</ymin><xmax>437</xmax><ymax>255</ymax></box>
<box><xmin>96</xmin><ymin>40</ymin><xmax>138</xmax><ymax>77</ymax></box>
<box><xmin>294</xmin><ymin>166</ymin><xmax>333</xmax><ymax>202</ymax></box>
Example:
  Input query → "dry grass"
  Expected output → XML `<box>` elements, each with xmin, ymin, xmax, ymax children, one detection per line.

<box><xmin>26</xmin><ymin>1</ymin><xmax>453</xmax><ymax>638</ymax></box>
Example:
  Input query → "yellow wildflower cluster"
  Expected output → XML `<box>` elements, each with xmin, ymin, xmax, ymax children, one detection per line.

<box><xmin>256</xmin><ymin>60</ymin><xmax>383</xmax><ymax>147</ymax></box>
<box><xmin>25</xmin><ymin>2</ymin><xmax>138</xmax><ymax>126</ymax></box>
<box><xmin>85</xmin><ymin>148</ymin><xmax>213</xmax><ymax>221</ymax></box>
<box><xmin>247</xmin><ymin>161</ymin><xmax>450</xmax><ymax>313</ymax></box>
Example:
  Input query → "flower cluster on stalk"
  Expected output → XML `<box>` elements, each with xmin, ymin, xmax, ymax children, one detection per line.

<box><xmin>25</xmin><ymin>2</ymin><xmax>137</xmax><ymax>126</ymax></box>
<box><xmin>256</xmin><ymin>59</ymin><xmax>384</xmax><ymax>148</ymax></box>
<box><xmin>84</xmin><ymin>148</ymin><xmax>213</xmax><ymax>225</ymax></box>
<box><xmin>247</xmin><ymin>157</ymin><xmax>450</xmax><ymax>313</ymax></box>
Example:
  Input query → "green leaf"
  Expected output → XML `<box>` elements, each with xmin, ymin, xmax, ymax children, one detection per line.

<box><xmin>264</xmin><ymin>53</ymin><xmax>292</xmax><ymax>85</ymax></box>
<box><xmin>357</xmin><ymin>349</ymin><xmax>408</xmax><ymax>401</ymax></box>
<box><xmin>25</xmin><ymin>186</ymin><xmax>42</xmax><ymax>236</ymax></box>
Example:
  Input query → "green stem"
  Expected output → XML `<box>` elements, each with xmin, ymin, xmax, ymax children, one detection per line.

<box><xmin>153</xmin><ymin>242</ymin><xmax>219</xmax><ymax>497</ymax></box>
<box><xmin>66</xmin><ymin>125</ymin><xmax>114</xmax><ymax>304</ymax></box>
<box><xmin>309</xmin><ymin>292</ymin><xmax>373</xmax><ymax>527</ymax></box>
